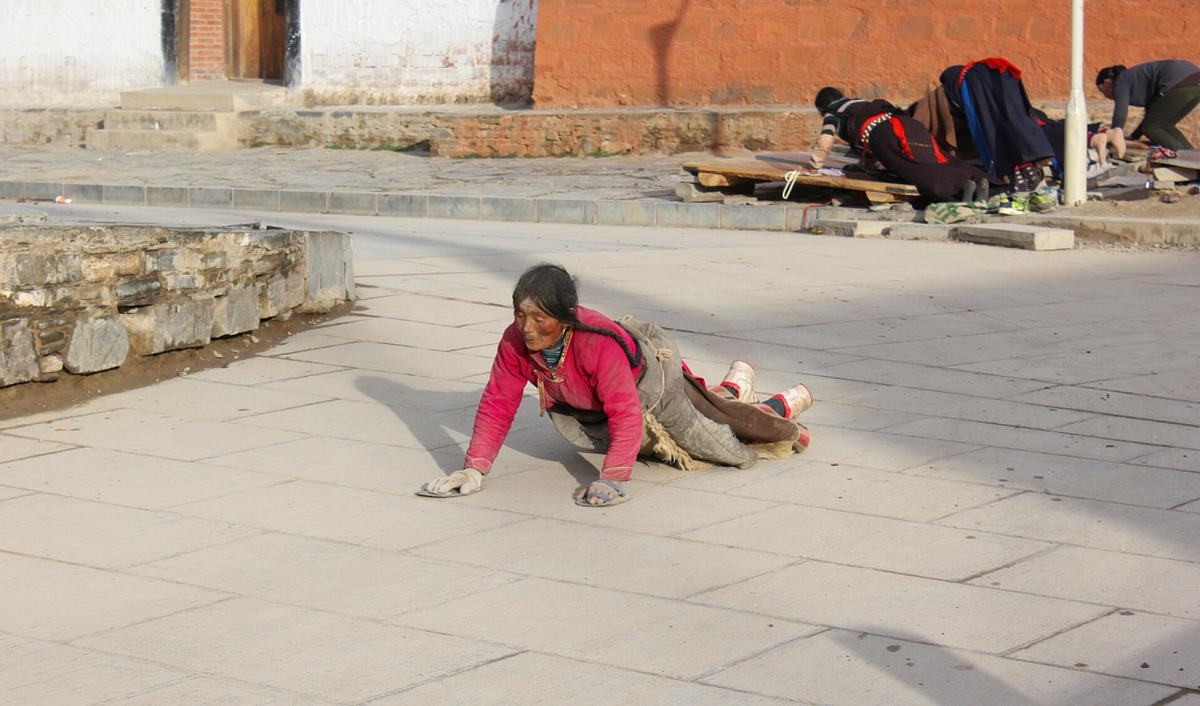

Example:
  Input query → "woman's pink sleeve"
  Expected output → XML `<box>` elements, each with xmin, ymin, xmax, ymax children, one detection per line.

<box><xmin>590</xmin><ymin>343</ymin><xmax>644</xmax><ymax>482</ymax></box>
<box><xmin>464</xmin><ymin>335</ymin><xmax>528</xmax><ymax>474</ymax></box>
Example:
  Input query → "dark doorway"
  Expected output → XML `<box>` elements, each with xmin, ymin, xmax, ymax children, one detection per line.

<box><xmin>224</xmin><ymin>0</ymin><xmax>287</xmax><ymax>80</ymax></box>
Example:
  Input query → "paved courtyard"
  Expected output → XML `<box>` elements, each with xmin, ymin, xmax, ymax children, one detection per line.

<box><xmin>2</xmin><ymin>204</ymin><xmax>1199</xmax><ymax>705</ymax></box>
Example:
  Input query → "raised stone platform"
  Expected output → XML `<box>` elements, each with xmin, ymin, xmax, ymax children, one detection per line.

<box><xmin>0</xmin><ymin>224</ymin><xmax>354</xmax><ymax>388</ymax></box>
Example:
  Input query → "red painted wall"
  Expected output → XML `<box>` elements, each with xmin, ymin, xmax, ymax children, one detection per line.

<box><xmin>533</xmin><ymin>0</ymin><xmax>1200</xmax><ymax>109</ymax></box>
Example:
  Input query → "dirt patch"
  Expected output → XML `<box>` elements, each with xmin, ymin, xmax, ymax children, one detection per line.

<box><xmin>1066</xmin><ymin>188</ymin><xmax>1200</xmax><ymax>219</ymax></box>
<box><xmin>0</xmin><ymin>302</ymin><xmax>351</xmax><ymax>423</ymax></box>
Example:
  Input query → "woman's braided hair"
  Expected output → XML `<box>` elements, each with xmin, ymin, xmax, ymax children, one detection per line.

<box><xmin>512</xmin><ymin>263</ymin><xmax>640</xmax><ymax>368</ymax></box>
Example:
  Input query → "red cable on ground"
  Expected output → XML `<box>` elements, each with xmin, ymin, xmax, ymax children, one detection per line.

<box><xmin>801</xmin><ymin>201</ymin><xmax>833</xmax><ymax>231</ymax></box>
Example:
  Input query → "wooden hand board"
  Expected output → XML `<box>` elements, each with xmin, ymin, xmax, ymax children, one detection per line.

<box><xmin>681</xmin><ymin>154</ymin><xmax>920</xmax><ymax>200</ymax></box>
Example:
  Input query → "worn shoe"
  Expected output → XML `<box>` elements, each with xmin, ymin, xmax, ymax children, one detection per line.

<box><xmin>1028</xmin><ymin>191</ymin><xmax>1058</xmax><ymax>213</ymax></box>
<box><xmin>720</xmin><ymin>360</ymin><xmax>757</xmax><ymax>403</ymax></box>
<box><xmin>771</xmin><ymin>384</ymin><xmax>814</xmax><ymax>419</ymax></box>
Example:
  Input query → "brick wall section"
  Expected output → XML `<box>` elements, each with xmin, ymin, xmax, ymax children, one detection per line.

<box><xmin>533</xmin><ymin>0</ymin><xmax>1200</xmax><ymax>110</ymax></box>
<box><xmin>189</xmin><ymin>0</ymin><xmax>226</xmax><ymax>82</ymax></box>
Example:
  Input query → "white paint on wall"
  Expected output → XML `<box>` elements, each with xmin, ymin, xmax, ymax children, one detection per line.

<box><xmin>0</xmin><ymin>0</ymin><xmax>164</xmax><ymax>106</ymax></box>
<box><xmin>298</xmin><ymin>0</ymin><xmax>537</xmax><ymax>104</ymax></box>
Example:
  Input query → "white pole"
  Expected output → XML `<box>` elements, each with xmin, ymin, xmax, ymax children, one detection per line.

<box><xmin>1063</xmin><ymin>0</ymin><xmax>1088</xmax><ymax>205</ymax></box>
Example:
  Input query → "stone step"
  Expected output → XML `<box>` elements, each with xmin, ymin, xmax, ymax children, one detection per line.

<box><xmin>87</xmin><ymin>129</ymin><xmax>235</xmax><ymax>153</ymax></box>
<box><xmin>956</xmin><ymin>223</ymin><xmax>1076</xmax><ymax>251</ymax></box>
<box><xmin>120</xmin><ymin>83</ymin><xmax>289</xmax><ymax>112</ymax></box>
<box><xmin>103</xmin><ymin>109</ymin><xmax>235</xmax><ymax>132</ymax></box>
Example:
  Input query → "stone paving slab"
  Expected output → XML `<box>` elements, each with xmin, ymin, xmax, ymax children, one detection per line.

<box><xmin>133</xmin><ymin>532</ymin><xmax>518</xmax><ymax>620</ymax></box>
<box><xmin>679</xmin><ymin>459</ymin><xmax>1015</xmax><ymax>522</ymax></box>
<box><xmin>0</xmin><ymin>447</ymin><xmax>283</xmax><ymax>510</ymax></box>
<box><xmin>702</xmin><ymin>630</ymin><xmax>1176</xmax><ymax>705</ymax></box>
<box><xmin>0</xmin><ymin>634</ymin><xmax>185</xmax><ymax>706</ymax></box>
<box><xmin>174</xmin><ymin>480</ymin><xmax>522</xmax><ymax>552</ymax></box>
<box><xmin>694</xmin><ymin>562</ymin><xmax>1107</xmax><ymax>654</ymax></box>
<box><xmin>1013</xmin><ymin>611</ymin><xmax>1200</xmax><ymax>687</ymax></box>
<box><xmin>375</xmin><ymin>651</ymin><xmax>792</xmax><ymax>705</ymax></box>
<box><xmin>0</xmin><ymin>553</ymin><xmax>226</xmax><ymax>641</ymax></box>
<box><xmin>4</xmin><ymin>408</ymin><xmax>309</xmax><ymax>462</ymax></box>
<box><xmin>0</xmin><ymin>433</ymin><xmax>73</xmax><ymax>463</ymax></box>
<box><xmin>397</xmin><ymin>578</ymin><xmax>820</xmax><ymax>680</ymax></box>
<box><xmin>99</xmin><ymin>677</ymin><xmax>332</xmax><ymax>706</ymax></box>
<box><xmin>0</xmin><ymin>493</ymin><xmax>260</xmax><ymax>568</ymax></box>
<box><xmin>970</xmin><ymin>546</ymin><xmax>1200</xmax><ymax>619</ymax></box>
<box><xmin>74</xmin><ymin>598</ymin><xmax>516</xmax><ymax>703</ymax></box>
<box><xmin>911</xmin><ymin>447</ymin><xmax>1200</xmax><ymax>509</ymax></box>
<box><xmin>940</xmin><ymin>493</ymin><xmax>1200</xmax><ymax>563</ymax></box>
<box><xmin>683</xmin><ymin>504</ymin><xmax>1049</xmax><ymax>581</ymax></box>
<box><xmin>412</xmin><ymin>518</ymin><xmax>794</xmax><ymax>599</ymax></box>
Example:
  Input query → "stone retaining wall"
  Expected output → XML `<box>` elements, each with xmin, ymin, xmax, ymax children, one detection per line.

<box><xmin>0</xmin><ymin>224</ymin><xmax>354</xmax><ymax>388</ymax></box>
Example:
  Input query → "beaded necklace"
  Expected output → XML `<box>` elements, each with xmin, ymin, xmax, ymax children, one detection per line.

<box><xmin>535</xmin><ymin>327</ymin><xmax>572</xmax><ymax>414</ymax></box>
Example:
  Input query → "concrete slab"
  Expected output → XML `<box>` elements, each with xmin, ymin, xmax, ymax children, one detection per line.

<box><xmin>683</xmin><ymin>503</ymin><xmax>1048</xmax><ymax>580</ymax></box>
<box><xmin>175</xmin><ymin>480</ymin><xmax>521</xmax><ymax>551</ymax></box>
<box><xmin>970</xmin><ymin>546</ymin><xmax>1200</xmax><ymax>619</ymax></box>
<box><xmin>413</xmin><ymin>518</ymin><xmax>793</xmax><ymax>598</ymax></box>
<box><xmin>814</xmin><ymin>219</ymin><xmax>891</xmax><ymax>238</ymax></box>
<box><xmin>280</xmin><ymin>341</ymin><xmax>491</xmax><ymax>379</ymax></box>
<box><xmin>705</xmin><ymin>459</ymin><xmax>1015</xmax><ymax>522</ymax></box>
<box><xmin>134</xmin><ymin>532</ymin><xmax>517</xmax><ymax>619</ymax></box>
<box><xmin>397</xmin><ymin>578</ymin><xmax>820</xmax><ymax>679</ymax></box>
<box><xmin>375</xmin><ymin>652</ymin><xmax>791</xmax><ymax>705</ymax></box>
<box><xmin>0</xmin><ymin>493</ymin><xmax>258</xmax><ymax>568</ymax></box>
<box><xmin>0</xmin><ymin>447</ymin><xmax>282</xmax><ymax>510</ymax></box>
<box><xmin>940</xmin><ymin>493</ymin><xmax>1200</xmax><ymax>563</ymax></box>
<box><xmin>694</xmin><ymin>562</ymin><xmax>1108</xmax><ymax>653</ymax></box>
<box><xmin>790</xmin><ymin>425</ymin><xmax>979</xmax><ymax>472</ymax></box>
<box><xmin>912</xmin><ymin>447</ymin><xmax>1200</xmax><ymax>508</ymax></box>
<box><xmin>0</xmin><ymin>634</ymin><xmax>182</xmax><ymax>705</ymax></box>
<box><xmin>1015</xmin><ymin>611</ymin><xmax>1200</xmax><ymax>687</ymax></box>
<box><xmin>0</xmin><ymin>434</ymin><xmax>73</xmax><ymax>463</ymax></box>
<box><xmin>882</xmin><ymin>417</ymin><xmax>1160</xmax><ymax>463</ymax></box>
<box><xmin>186</xmin><ymin>357</ymin><xmax>346</xmax><ymax>385</ymax></box>
<box><xmin>104</xmin><ymin>677</ymin><xmax>329</xmax><ymax>706</ymax></box>
<box><xmin>4</xmin><ymin>408</ymin><xmax>307</xmax><ymax>461</ymax></box>
<box><xmin>703</xmin><ymin>630</ymin><xmax>1174</xmax><ymax>706</ymax></box>
<box><xmin>957</xmin><ymin>223</ymin><xmax>1076</xmax><ymax>251</ymax></box>
<box><xmin>0</xmin><ymin>553</ymin><xmax>225</xmax><ymax>641</ymax></box>
<box><xmin>74</xmin><ymin>598</ymin><xmax>515</xmax><ymax>703</ymax></box>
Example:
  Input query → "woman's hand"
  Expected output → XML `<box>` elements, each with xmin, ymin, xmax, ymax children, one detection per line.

<box><xmin>423</xmin><ymin>468</ymin><xmax>484</xmax><ymax>496</ymax></box>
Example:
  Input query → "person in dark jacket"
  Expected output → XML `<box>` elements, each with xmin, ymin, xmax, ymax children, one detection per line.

<box><xmin>810</xmin><ymin>87</ymin><xmax>990</xmax><ymax>203</ymax></box>
<box><xmin>1097</xmin><ymin>60</ymin><xmax>1200</xmax><ymax>150</ymax></box>
<box><xmin>939</xmin><ymin>58</ymin><xmax>1056</xmax><ymax>190</ymax></box>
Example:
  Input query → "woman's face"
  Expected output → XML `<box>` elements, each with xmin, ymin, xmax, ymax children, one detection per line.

<box><xmin>1098</xmin><ymin>79</ymin><xmax>1114</xmax><ymax>99</ymax></box>
<box><xmin>515</xmin><ymin>298</ymin><xmax>567</xmax><ymax>352</ymax></box>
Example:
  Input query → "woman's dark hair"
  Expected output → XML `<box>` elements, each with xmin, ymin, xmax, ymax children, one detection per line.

<box><xmin>512</xmin><ymin>263</ymin><xmax>640</xmax><ymax>368</ymax></box>
<box><xmin>1096</xmin><ymin>65</ymin><xmax>1126</xmax><ymax>86</ymax></box>
<box><xmin>815</xmin><ymin>86</ymin><xmax>844</xmax><ymax>114</ymax></box>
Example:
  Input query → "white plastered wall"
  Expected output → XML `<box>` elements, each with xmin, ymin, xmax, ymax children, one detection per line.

<box><xmin>0</xmin><ymin>0</ymin><xmax>164</xmax><ymax>106</ymax></box>
<box><xmin>298</xmin><ymin>0</ymin><xmax>537</xmax><ymax>105</ymax></box>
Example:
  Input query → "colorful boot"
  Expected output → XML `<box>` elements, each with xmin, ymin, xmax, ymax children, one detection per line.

<box><xmin>763</xmin><ymin>383</ymin><xmax>813</xmax><ymax>420</ymax></box>
<box><xmin>715</xmin><ymin>360</ymin><xmax>757</xmax><ymax>403</ymax></box>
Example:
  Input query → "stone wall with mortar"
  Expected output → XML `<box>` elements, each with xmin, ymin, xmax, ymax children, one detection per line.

<box><xmin>0</xmin><ymin>0</ymin><xmax>164</xmax><ymax>107</ymax></box>
<box><xmin>533</xmin><ymin>0</ymin><xmax>1200</xmax><ymax>110</ymax></box>
<box><xmin>0</xmin><ymin>224</ymin><xmax>354</xmax><ymax>388</ymax></box>
<box><xmin>298</xmin><ymin>0</ymin><xmax>537</xmax><ymax>105</ymax></box>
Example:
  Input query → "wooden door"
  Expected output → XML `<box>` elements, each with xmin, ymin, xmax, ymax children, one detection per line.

<box><xmin>225</xmin><ymin>0</ymin><xmax>285</xmax><ymax>80</ymax></box>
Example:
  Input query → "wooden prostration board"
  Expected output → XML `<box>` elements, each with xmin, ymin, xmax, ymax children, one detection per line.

<box><xmin>682</xmin><ymin>155</ymin><xmax>921</xmax><ymax>199</ymax></box>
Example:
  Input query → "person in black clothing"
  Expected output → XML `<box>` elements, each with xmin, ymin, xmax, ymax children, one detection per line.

<box><xmin>939</xmin><ymin>58</ymin><xmax>1056</xmax><ymax>189</ymax></box>
<box><xmin>810</xmin><ymin>87</ymin><xmax>989</xmax><ymax>203</ymax></box>
<box><xmin>1097</xmin><ymin>60</ymin><xmax>1200</xmax><ymax>150</ymax></box>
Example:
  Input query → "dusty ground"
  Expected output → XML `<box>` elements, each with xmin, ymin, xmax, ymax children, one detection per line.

<box><xmin>0</xmin><ymin>303</ymin><xmax>351</xmax><ymax>422</ymax></box>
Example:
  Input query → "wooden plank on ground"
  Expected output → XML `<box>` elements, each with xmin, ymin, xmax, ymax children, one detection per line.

<box><xmin>682</xmin><ymin>158</ymin><xmax>920</xmax><ymax>198</ymax></box>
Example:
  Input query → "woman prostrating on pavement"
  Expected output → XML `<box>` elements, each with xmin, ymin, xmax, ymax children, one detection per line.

<box><xmin>418</xmin><ymin>264</ymin><xmax>814</xmax><ymax>507</ymax></box>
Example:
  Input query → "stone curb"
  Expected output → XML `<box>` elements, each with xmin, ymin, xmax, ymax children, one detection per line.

<box><xmin>0</xmin><ymin>179</ymin><xmax>807</xmax><ymax>234</ymax></box>
<box><xmin>3</xmin><ymin>179</ymin><xmax>1197</xmax><ymax>245</ymax></box>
